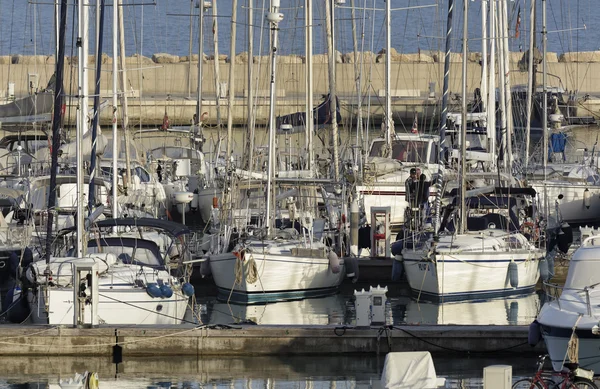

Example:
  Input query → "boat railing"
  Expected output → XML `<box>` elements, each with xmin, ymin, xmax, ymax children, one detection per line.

<box><xmin>543</xmin><ymin>281</ymin><xmax>595</xmax><ymax>317</ymax></box>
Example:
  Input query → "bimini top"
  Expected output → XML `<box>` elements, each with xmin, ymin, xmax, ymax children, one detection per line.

<box><xmin>62</xmin><ymin>217</ymin><xmax>191</xmax><ymax>238</ymax></box>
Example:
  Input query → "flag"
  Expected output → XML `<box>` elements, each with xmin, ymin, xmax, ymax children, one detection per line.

<box><xmin>411</xmin><ymin>114</ymin><xmax>418</xmax><ymax>134</ymax></box>
<box><xmin>515</xmin><ymin>6</ymin><xmax>521</xmax><ymax>38</ymax></box>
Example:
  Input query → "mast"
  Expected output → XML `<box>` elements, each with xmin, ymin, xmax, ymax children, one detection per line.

<box><xmin>350</xmin><ymin>0</ymin><xmax>363</xmax><ymax>169</ymax></box>
<box><xmin>500</xmin><ymin>0</ymin><xmax>513</xmax><ymax>172</ymax></box>
<box><xmin>542</xmin><ymin>0</ymin><xmax>548</xmax><ymax>216</ymax></box>
<box><xmin>75</xmin><ymin>0</ymin><xmax>86</xmax><ymax>256</ymax></box>
<box><xmin>458</xmin><ymin>0</ymin><xmax>468</xmax><ymax>234</ymax></box>
<box><xmin>265</xmin><ymin>0</ymin><xmax>283</xmax><ymax>237</ymax></box>
<box><xmin>325</xmin><ymin>0</ymin><xmax>340</xmax><ymax>182</ymax></box>
<box><xmin>111</xmin><ymin>0</ymin><xmax>118</xmax><ymax>218</ymax></box>
<box><xmin>384</xmin><ymin>0</ymin><xmax>393</xmax><ymax>150</ymax></box>
<box><xmin>497</xmin><ymin>4</ymin><xmax>508</xmax><ymax>173</ymax></box>
<box><xmin>225</xmin><ymin>0</ymin><xmax>238</xmax><ymax>166</ymax></box>
<box><xmin>480</xmin><ymin>0</ymin><xmax>487</xmax><ymax>113</ymax></box>
<box><xmin>246</xmin><ymin>0</ymin><xmax>255</xmax><ymax>170</ymax></box>
<box><xmin>524</xmin><ymin>0</ymin><xmax>536</xmax><ymax>172</ymax></box>
<box><xmin>487</xmin><ymin>0</ymin><xmax>496</xmax><ymax>167</ymax></box>
<box><xmin>212</xmin><ymin>0</ymin><xmax>223</xmax><ymax>128</ymax></box>
<box><xmin>45</xmin><ymin>0</ymin><xmax>68</xmax><ymax>263</ymax></box>
<box><xmin>196</xmin><ymin>0</ymin><xmax>207</xmax><ymax>130</ymax></box>
<box><xmin>432</xmin><ymin>0</ymin><xmax>454</xmax><ymax>236</ymax></box>
<box><xmin>117</xmin><ymin>0</ymin><xmax>131</xmax><ymax>191</ymax></box>
<box><xmin>81</xmin><ymin>0</ymin><xmax>90</xmax><ymax>136</ymax></box>
<box><xmin>88</xmin><ymin>0</ymin><xmax>106</xmax><ymax>212</ymax></box>
<box><xmin>305</xmin><ymin>0</ymin><xmax>314</xmax><ymax>171</ymax></box>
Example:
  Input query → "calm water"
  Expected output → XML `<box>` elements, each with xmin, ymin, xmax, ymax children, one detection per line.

<box><xmin>0</xmin><ymin>354</ymin><xmax>541</xmax><ymax>389</ymax></box>
<box><xmin>195</xmin><ymin>287</ymin><xmax>544</xmax><ymax>327</ymax></box>
<box><xmin>1</xmin><ymin>0</ymin><xmax>597</xmax><ymax>57</ymax></box>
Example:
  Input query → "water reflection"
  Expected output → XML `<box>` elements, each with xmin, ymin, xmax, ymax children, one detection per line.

<box><xmin>199</xmin><ymin>292</ymin><xmax>541</xmax><ymax>327</ymax></box>
<box><xmin>392</xmin><ymin>293</ymin><xmax>541</xmax><ymax>326</ymax></box>
<box><xmin>206</xmin><ymin>294</ymin><xmax>350</xmax><ymax>326</ymax></box>
<box><xmin>0</xmin><ymin>354</ymin><xmax>540</xmax><ymax>389</ymax></box>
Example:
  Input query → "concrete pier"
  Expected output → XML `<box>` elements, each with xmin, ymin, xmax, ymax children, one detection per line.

<box><xmin>0</xmin><ymin>324</ymin><xmax>544</xmax><ymax>356</ymax></box>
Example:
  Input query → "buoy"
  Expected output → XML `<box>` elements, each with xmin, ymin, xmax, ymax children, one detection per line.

<box><xmin>182</xmin><ymin>282</ymin><xmax>195</xmax><ymax>297</ymax></box>
<box><xmin>508</xmin><ymin>261</ymin><xmax>519</xmax><ymax>288</ymax></box>
<box><xmin>507</xmin><ymin>301</ymin><xmax>518</xmax><ymax>325</ymax></box>
<box><xmin>200</xmin><ymin>258</ymin><xmax>212</xmax><ymax>277</ymax></box>
<box><xmin>86</xmin><ymin>372</ymin><xmax>99</xmax><ymax>389</ymax></box>
<box><xmin>146</xmin><ymin>283</ymin><xmax>162</xmax><ymax>298</ymax></box>
<box><xmin>584</xmin><ymin>188</ymin><xmax>591</xmax><ymax>209</ymax></box>
<box><xmin>160</xmin><ymin>284</ymin><xmax>173</xmax><ymax>298</ymax></box>
<box><xmin>539</xmin><ymin>258</ymin><xmax>549</xmax><ymax>282</ymax></box>
<box><xmin>344</xmin><ymin>257</ymin><xmax>359</xmax><ymax>282</ymax></box>
<box><xmin>328</xmin><ymin>250</ymin><xmax>341</xmax><ymax>274</ymax></box>
<box><xmin>528</xmin><ymin>319</ymin><xmax>542</xmax><ymax>346</ymax></box>
<box><xmin>391</xmin><ymin>256</ymin><xmax>404</xmax><ymax>282</ymax></box>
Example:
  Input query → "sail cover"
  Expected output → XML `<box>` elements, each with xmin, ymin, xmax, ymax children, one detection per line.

<box><xmin>275</xmin><ymin>94</ymin><xmax>342</xmax><ymax>135</ymax></box>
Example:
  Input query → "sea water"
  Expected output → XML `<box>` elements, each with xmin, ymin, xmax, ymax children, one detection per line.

<box><xmin>0</xmin><ymin>354</ymin><xmax>540</xmax><ymax>389</ymax></box>
<box><xmin>2</xmin><ymin>0</ymin><xmax>597</xmax><ymax>57</ymax></box>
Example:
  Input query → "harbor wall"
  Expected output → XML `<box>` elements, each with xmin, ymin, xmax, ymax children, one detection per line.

<box><xmin>2</xmin><ymin>52</ymin><xmax>600</xmax><ymax>126</ymax></box>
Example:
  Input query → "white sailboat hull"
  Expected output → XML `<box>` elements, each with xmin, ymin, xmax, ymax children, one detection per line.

<box><xmin>402</xmin><ymin>250</ymin><xmax>541</xmax><ymax>300</ymax></box>
<box><xmin>209</xmin><ymin>252</ymin><xmax>345</xmax><ymax>303</ymax></box>
<box><xmin>531</xmin><ymin>181</ymin><xmax>600</xmax><ymax>225</ymax></box>
<box><xmin>29</xmin><ymin>287</ymin><xmax>188</xmax><ymax>325</ymax></box>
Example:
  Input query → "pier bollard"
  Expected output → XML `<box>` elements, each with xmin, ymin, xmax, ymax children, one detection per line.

<box><xmin>483</xmin><ymin>365</ymin><xmax>512</xmax><ymax>389</ymax></box>
<box><xmin>354</xmin><ymin>289</ymin><xmax>372</xmax><ymax>327</ymax></box>
<box><xmin>370</xmin><ymin>285</ymin><xmax>388</xmax><ymax>325</ymax></box>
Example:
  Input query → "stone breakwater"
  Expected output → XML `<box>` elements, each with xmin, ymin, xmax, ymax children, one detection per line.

<box><xmin>10</xmin><ymin>48</ymin><xmax>600</xmax><ymax>65</ymax></box>
<box><xmin>3</xmin><ymin>50</ymin><xmax>600</xmax><ymax>126</ymax></box>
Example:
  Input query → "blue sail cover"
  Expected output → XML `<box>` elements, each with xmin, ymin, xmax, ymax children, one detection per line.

<box><xmin>275</xmin><ymin>94</ymin><xmax>342</xmax><ymax>134</ymax></box>
<box><xmin>549</xmin><ymin>132</ymin><xmax>567</xmax><ymax>161</ymax></box>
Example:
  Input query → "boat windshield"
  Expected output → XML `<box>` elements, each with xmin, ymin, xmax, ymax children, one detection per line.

<box><xmin>564</xmin><ymin>261</ymin><xmax>600</xmax><ymax>290</ymax></box>
<box><xmin>369</xmin><ymin>140</ymin><xmax>431</xmax><ymax>163</ymax></box>
<box><xmin>86</xmin><ymin>238</ymin><xmax>164</xmax><ymax>268</ymax></box>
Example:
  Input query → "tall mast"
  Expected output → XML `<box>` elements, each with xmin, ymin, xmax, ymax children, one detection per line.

<box><xmin>542</xmin><ymin>0</ymin><xmax>548</xmax><ymax>216</ymax></box>
<box><xmin>88</xmin><ymin>0</ymin><xmax>106</xmax><ymax>212</ymax></box>
<box><xmin>480</xmin><ymin>0</ymin><xmax>487</xmax><ymax>113</ymax></box>
<box><xmin>117</xmin><ymin>0</ymin><xmax>131</xmax><ymax>192</ymax></box>
<box><xmin>265</xmin><ymin>0</ymin><xmax>283</xmax><ymax>238</ymax></box>
<box><xmin>212</xmin><ymin>0</ymin><xmax>222</xmax><ymax>128</ymax></box>
<box><xmin>384</xmin><ymin>0</ymin><xmax>392</xmax><ymax>149</ymax></box>
<box><xmin>245</xmin><ymin>0</ymin><xmax>255</xmax><ymax>170</ymax></box>
<box><xmin>487</xmin><ymin>0</ymin><xmax>496</xmax><ymax>166</ymax></box>
<box><xmin>524</xmin><ymin>0</ymin><xmax>536</xmax><ymax>172</ymax></box>
<box><xmin>226</xmin><ymin>0</ymin><xmax>238</xmax><ymax>166</ymax></box>
<box><xmin>500</xmin><ymin>0</ymin><xmax>513</xmax><ymax>172</ymax></box>
<box><xmin>111</xmin><ymin>0</ymin><xmax>118</xmax><ymax>218</ymax></box>
<box><xmin>75</xmin><ymin>0</ymin><xmax>86</xmax><ymax>256</ymax></box>
<box><xmin>196</xmin><ymin>1</ymin><xmax>207</xmax><ymax>130</ymax></box>
<box><xmin>432</xmin><ymin>0</ymin><xmax>454</xmax><ymax>236</ymax></box>
<box><xmin>458</xmin><ymin>0</ymin><xmax>468</xmax><ymax>234</ymax></box>
<box><xmin>305</xmin><ymin>0</ymin><xmax>314</xmax><ymax>171</ymax></box>
<box><xmin>325</xmin><ymin>0</ymin><xmax>339</xmax><ymax>182</ymax></box>
<box><xmin>46</xmin><ymin>0</ymin><xmax>68</xmax><ymax>263</ymax></box>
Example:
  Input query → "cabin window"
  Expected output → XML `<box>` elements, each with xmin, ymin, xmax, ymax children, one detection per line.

<box><xmin>134</xmin><ymin>167</ymin><xmax>151</xmax><ymax>183</ymax></box>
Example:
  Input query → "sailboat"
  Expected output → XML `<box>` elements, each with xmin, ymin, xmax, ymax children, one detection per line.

<box><xmin>400</xmin><ymin>0</ymin><xmax>544</xmax><ymax>301</ymax></box>
<box><xmin>206</xmin><ymin>1</ymin><xmax>346</xmax><ymax>304</ymax></box>
<box><xmin>10</xmin><ymin>0</ymin><xmax>192</xmax><ymax>326</ymax></box>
